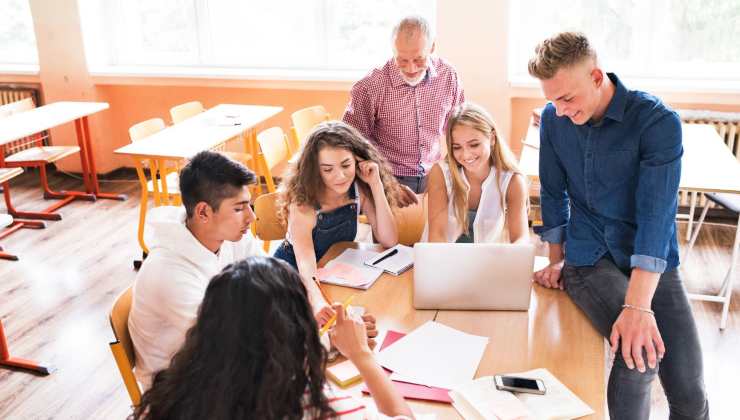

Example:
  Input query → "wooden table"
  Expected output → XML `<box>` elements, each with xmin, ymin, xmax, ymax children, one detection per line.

<box><xmin>0</xmin><ymin>101</ymin><xmax>126</xmax><ymax>221</ymax></box>
<box><xmin>320</xmin><ymin>242</ymin><xmax>606</xmax><ymax>419</ymax></box>
<box><xmin>114</xmin><ymin>104</ymin><xmax>282</xmax><ymax>254</ymax></box>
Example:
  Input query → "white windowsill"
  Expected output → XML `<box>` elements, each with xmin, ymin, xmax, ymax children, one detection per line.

<box><xmin>89</xmin><ymin>65</ymin><xmax>363</xmax><ymax>91</ymax></box>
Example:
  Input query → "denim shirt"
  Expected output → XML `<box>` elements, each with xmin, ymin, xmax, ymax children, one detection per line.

<box><xmin>536</xmin><ymin>73</ymin><xmax>682</xmax><ymax>273</ymax></box>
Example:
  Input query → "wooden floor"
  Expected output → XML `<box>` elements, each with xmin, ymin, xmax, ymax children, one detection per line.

<box><xmin>0</xmin><ymin>170</ymin><xmax>737</xmax><ymax>419</ymax></box>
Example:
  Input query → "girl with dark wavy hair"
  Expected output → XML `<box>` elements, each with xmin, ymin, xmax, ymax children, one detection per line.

<box><xmin>132</xmin><ymin>257</ymin><xmax>413</xmax><ymax>419</ymax></box>
<box><xmin>274</xmin><ymin>121</ymin><xmax>401</xmax><ymax>324</ymax></box>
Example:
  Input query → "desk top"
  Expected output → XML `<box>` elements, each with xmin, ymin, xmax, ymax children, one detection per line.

<box><xmin>0</xmin><ymin>101</ymin><xmax>109</xmax><ymax>146</ymax></box>
<box><xmin>680</xmin><ymin>124</ymin><xmax>740</xmax><ymax>193</ymax></box>
<box><xmin>320</xmin><ymin>242</ymin><xmax>605</xmax><ymax>419</ymax></box>
<box><xmin>114</xmin><ymin>104</ymin><xmax>283</xmax><ymax>159</ymax></box>
<box><xmin>520</xmin><ymin>122</ymin><xmax>740</xmax><ymax>194</ymax></box>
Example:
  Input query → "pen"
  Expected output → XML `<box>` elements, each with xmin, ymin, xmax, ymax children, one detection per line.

<box><xmin>372</xmin><ymin>248</ymin><xmax>398</xmax><ymax>266</ymax></box>
<box><xmin>319</xmin><ymin>294</ymin><xmax>356</xmax><ymax>336</ymax></box>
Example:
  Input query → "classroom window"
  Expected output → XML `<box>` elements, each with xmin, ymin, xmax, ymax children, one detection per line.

<box><xmin>79</xmin><ymin>0</ymin><xmax>435</xmax><ymax>76</ymax></box>
<box><xmin>509</xmin><ymin>0</ymin><xmax>740</xmax><ymax>87</ymax></box>
<box><xmin>0</xmin><ymin>0</ymin><xmax>39</xmax><ymax>68</ymax></box>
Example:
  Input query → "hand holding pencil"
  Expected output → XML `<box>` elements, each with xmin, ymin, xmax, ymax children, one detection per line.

<box><xmin>319</xmin><ymin>294</ymin><xmax>355</xmax><ymax>336</ymax></box>
<box><xmin>328</xmin><ymin>300</ymin><xmax>373</xmax><ymax>361</ymax></box>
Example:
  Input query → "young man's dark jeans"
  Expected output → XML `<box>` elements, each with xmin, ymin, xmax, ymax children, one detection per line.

<box><xmin>562</xmin><ymin>258</ymin><xmax>709</xmax><ymax>420</ymax></box>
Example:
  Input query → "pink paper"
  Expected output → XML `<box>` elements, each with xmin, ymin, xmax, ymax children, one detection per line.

<box><xmin>317</xmin><ymin>262</ymin><xmax>368</xmax><ymax>286</ymax></box>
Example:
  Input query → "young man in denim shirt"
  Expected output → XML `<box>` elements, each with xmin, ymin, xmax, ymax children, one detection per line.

<box><xmin>529</xmin><ymin>32</ymin><xmax>709</xmax><ymax>420</ymax></box>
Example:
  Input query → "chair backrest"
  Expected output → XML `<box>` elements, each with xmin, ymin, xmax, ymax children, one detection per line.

<box><xmin>257</xmin><ymin>127</ymin><xmax>293</xmax><ymax>194</ymax></box>
<box><xmin>257</xmin><ymin>126</ymin><xmax>291</xmax><ymax>171</ymax></box>
<box><xmin>109</xmin><ymin>286</ymin><xmax>142</xmax><ymax>405</ymax></box>
<box><xmin>0</xmin><ymin>98</ymin><xmax>44</xmax><ymax>153</ymax></box>
<box><xmin>394</xmin><ymin>193</ymin><xmax>427</xmax><ymax>246</ymax></box>
<box><xmin>254</xmin><ymin>192</ymin><xmax>288</xmax><ymax>241</ymax></box>
<box><xmin>170</xmin><ymin>101</ymin><xmax>205</xmax><ymax>124</ymax></box>
<box><xmin>129</xmin><ymin>118</ymin><xmax>166</xmax><ymax>142</ymax></box>
<box><xmin>290</xmin><ymin>105</ymin><xmax>330</xmax><ymax>152</ymax></box>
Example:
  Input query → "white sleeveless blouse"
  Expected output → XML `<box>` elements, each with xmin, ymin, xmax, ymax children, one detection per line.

<box><xmin>421</xmin><ymin>161</ymin><xmax>514</xmax><ymax>243</ymax></box>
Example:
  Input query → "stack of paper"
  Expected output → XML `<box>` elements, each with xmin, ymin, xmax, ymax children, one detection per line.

<box><xmin>316</xmin><ymin>248</ymin><xmax>383</xmax><ymax>290</ymax></box>
<box><xmin>375</xmin><ymin>321</ymin><xmax>489</xmax><ymax>390</ymax></box>
<box><xmin>449</xmin><ymin>368</ymin><xmax>594</xmax><ymax>420</ymax></box>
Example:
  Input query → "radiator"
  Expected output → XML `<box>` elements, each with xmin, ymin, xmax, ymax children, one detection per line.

<box><xmin>679</xmin><ymin>109</ymin><xmax>740</xmax><ymax>208</ymax></box>
<box><xmin>0</xmin><ymin>85</ymin><xmax>46</xmax><ymax>153</ymax></box>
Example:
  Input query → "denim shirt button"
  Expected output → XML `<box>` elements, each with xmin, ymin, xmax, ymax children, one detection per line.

<box><xmin>317</xmin><ymin>214</ymin><xmax>323</xmax><ymax>221</ymax></box>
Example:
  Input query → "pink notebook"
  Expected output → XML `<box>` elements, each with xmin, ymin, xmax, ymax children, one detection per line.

<box><xmin>361</xmin><ymin>330</ymin><xmax>453</xmax><ymax>404</ymax></box>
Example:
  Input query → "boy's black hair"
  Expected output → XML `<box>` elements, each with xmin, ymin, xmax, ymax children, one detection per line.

<box><xmin>179</xmin><ymin>151</ymin><xmax>256</xmax><ymax>217</ymax></box>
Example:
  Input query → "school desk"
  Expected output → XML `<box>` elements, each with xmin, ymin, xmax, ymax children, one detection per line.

<box><xmin>320</xmin><ymin>242</ymin><xmax>606</xmax><ymax>419</ymax></box>
<box><xmin>114</xmin><ymin>104</ymin><xmax>282</xmax><ymax>255</ymax></box>
<box><xmin>0</xmin><ymin>101</ymin><xmax>126</xmax><ymax>220</ymax></box>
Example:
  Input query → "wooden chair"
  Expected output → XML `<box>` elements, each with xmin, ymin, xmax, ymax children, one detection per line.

<box><xmin>0</xmin><ymin>167</ymin><xmax>45</xmax><ymax>260</ymax></box>
<box><xmin>109</xmin><ymin>286</ymin><xmax>142</xmax><ymax>406</ymax></box>
<box><xmin>256</xmin><ymin>127</ymin><xmax>292</xmax><ymax>194</ymax></box>
<box><xmin>394</xmin><ymin>193</ymin><xmax>427</xmax><ymax>246</ymax></box>
<box><xmin>169</xmin><ymin>100</ymin><xmax>205</xmax><ymax>124</ymax></box>
<box><xmin>289</xmin><ymin>105</ymin><xmax>331</xmax><ymax>153</ymax></box>
<box><xmin>254</xmin><ymin>192</ymin><xmax>287</xmax><ymax>252</ymax></box>
<box><xmin>684</xmin><ymin>192</ymin><xmax>740</xmax><ymax>330</ymax></box>
<box><xmin>0</xmin><ymin>98</ymin><xmax>82</xmax><ymax>211</ymax></box>
<box><xmin>128</xmin><ymin>118</ymin><xmax>182</xmax><ymax>258</ymax></box>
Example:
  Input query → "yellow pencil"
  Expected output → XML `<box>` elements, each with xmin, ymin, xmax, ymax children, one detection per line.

<box><xmin>312</xmin><ymin>276</ymin><xmax>333</xmax><ymax>306</ymax></box>
<box><xmin>319</xmin><ymin>294</ymin><xmax>356</xmax><ymax>336</ymax></box>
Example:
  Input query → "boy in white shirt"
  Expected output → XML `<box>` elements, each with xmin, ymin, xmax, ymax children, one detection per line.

<box><xmin>128</xmin><ymin>150</ymin><xmax>265</xmax><ymax>389</ymax></box>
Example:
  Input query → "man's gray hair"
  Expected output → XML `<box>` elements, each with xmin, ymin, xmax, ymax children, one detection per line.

<box><xmin>391</xmin><ymin>15</ymin><xmax>434</xmax><ymax>46</ymax></box>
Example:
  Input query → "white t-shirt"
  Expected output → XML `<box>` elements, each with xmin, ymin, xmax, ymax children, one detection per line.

<box><xmin>128</xmin><ymin>206</ymin><xmax>265</xmax><ymax>389</ymax></box>
<box><xmin>422</xmin><ymin>161</ymin><xmax>514</xmax><ymax>243</ymax></box>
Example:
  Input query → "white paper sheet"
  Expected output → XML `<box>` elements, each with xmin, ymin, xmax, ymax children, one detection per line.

<box><xmin>376</xmin><ymin>321</ymin><xmax>489</xmax><ymax>390</ymax></box>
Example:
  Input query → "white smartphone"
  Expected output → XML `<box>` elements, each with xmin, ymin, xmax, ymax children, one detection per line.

<box><xmin>494</xmin><ymin>375</ymin><xmax>546</xmax><ymax>395</ymax></box>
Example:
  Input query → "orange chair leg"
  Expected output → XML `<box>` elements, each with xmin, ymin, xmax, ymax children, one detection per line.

<box><xmin>0</xmin><ymin>320</ymin><xmax>54</xmax><ymax>375</ymax></box>
<box><xmin>40</xmin><ymin>164</ymin><xmax>95</xmax><ymax>202</ymax></box>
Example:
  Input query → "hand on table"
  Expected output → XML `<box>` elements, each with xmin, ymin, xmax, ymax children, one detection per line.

<box><xmin>533</xmin><ymin>260</ymin><xmax>565</xmax><ymax>290</ymax></box>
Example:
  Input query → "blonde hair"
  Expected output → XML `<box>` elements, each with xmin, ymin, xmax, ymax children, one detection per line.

<box><xmin>528</xmin><ymin>31</ymin><xmax>597</xmax><ymax>80</ymax></box>
<box><xmin>445</xmin><ymin>103</ymin><xmax>522</xmax><ymax>235</ymax></box>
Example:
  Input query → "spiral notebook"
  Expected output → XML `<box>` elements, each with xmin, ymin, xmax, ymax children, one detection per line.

<box><xmin>363</xmin><ymin>244</ymin><xmax>414</xmax><ymax>276</ymax></box>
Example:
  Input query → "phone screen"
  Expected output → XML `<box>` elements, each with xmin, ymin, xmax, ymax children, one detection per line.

<box><xmin>502</xmin><ymin>376</ymin><xmax>539</xmax><ymax>390</ymax></box>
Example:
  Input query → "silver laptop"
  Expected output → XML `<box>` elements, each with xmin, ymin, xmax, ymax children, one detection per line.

<box><xmin>413</xmin><ymin>243</ymin><xmax>535</xmax><ymax>310</ymax></box>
